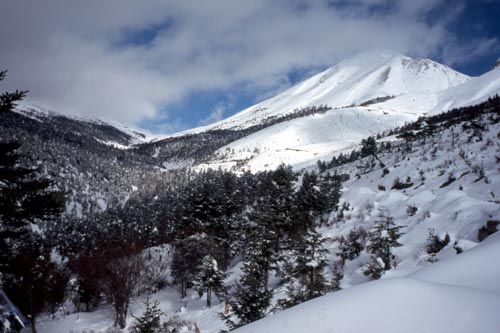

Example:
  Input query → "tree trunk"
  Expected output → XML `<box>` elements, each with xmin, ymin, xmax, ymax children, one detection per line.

<box><xmin>180</xmin><ymin>279</ymin><xmax>187</xmax><ymax>298</ymax></box>
<box><xmin>118</xmin><ymin>311</ymin><xmax>127</xmax><ymax>329</ymax></box>
<box><xmin>207</xmin><ymin>289</ymin><xmax>212</xmax><ymax>308</ymax></box>
<box><xmin>30</xmin><ymin>315</ymin><xmax>37</xmax><ymax>333</ymax></box>
<box><xmin>372</xmin><ymin>154</ymin><xmax>384</xmax><ymax>167</ymax></box>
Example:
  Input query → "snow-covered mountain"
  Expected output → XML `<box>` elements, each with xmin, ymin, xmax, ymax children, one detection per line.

<box><xmin>230</xmin><ymin>108</ymin><xmax>500</xmax><ymax>333</ymax></box>
<box><xmin>182</xmin><ymin>51</ymin><xmax>500</xmax><ymax>171</ymax></box>
<box><xmin>36</xmin><ymin>100</ymin><xmax>500</xmax><ymax>333</ymax></box>
<box><xmin>174</xmin><ymin>50</ymin><xmax>471</xmax><ymax>171</ymax></box>
<box><xmin>7</xmin><ymin>50</ymin><xmax>499</xmax><ymax>173</ymax></box>
<box><xmin>434</xmin><ymin>63</ymin><xmax>500</xmax><ymax>112</ymax></box>
<box><xmin>184</xmin><ymin>50</ymin><xmax>469</xmax><ymax>133</ymax></box>
<box><xmin>2</xmin><ymin>49</ymin><xmax>500</xmax><ymax>333</ymax></box>
<box><xmin>13</xmin><ymin>104</ymin><xmax>152</xmax><ymax>146</ymax></box>
<box><xmin>4</xmin><ymin>50</ymin><xmax>500</xmax><ymax>182</ymax></box>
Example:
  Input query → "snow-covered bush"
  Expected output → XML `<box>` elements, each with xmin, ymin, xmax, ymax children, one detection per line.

<box><xmin>426</xmin><ymin>229</ymin><xmax>450</xmax><ymax>256</ymax></box>
<box><xmin>337</xmin><ymin>228</ymin><xmax>366</xmax><ymax>262</ymax></box>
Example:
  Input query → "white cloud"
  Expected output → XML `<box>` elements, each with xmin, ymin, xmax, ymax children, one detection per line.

<box><xmin>200</xmin><ymin>103</ymin><xmax>227</xmax><ymax>126</ymax></box>
<box><xmin>440</xmin><ymin>37</ymin><xmax>500</xmax><ymax>68</ymax></box>
<box><xmin>0</xmin><ymin>0</ymin><xmax>493</xmax><ymax>130</ymax></box>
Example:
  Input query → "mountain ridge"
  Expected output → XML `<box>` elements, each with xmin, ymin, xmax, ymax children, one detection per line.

<box><xmin>5</xmin><ymin>50</ymin><xmax>500</xmax><ymax>173</ymax></box>
<box><xmin>170</xmin><ymin>50</ymin><xmax>469</xmax><ymax>136</ymax></box>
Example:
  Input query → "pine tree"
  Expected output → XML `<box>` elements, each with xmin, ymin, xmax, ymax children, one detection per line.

<box><xmin>360</xmin><ymin>136</ymin><xmax>384</xmax><ymax>166</ymax></box>
<box><xmin>337</xmin><ymin>228</ymin><xmax>365</xmax><ymax>263</ymax></box>
<box><xmin>319</xmin><ymin>172</ymin><xmax>342</xmax><ymax>213</ymax></box>
<box><xmin>0</xmin><ymin>70</ymin><xmax>27</xmax><ymax>113</ymax></box>
<box><xmin>363</xmin><ymin>209</ymin><xmax>404</xmax><ymax>279</ymax></box>
<box><xmin>229</xmin><ymin>246</ymin><xmax>272</xmax><ymax>328</ymax></box>
<box><xmin>0</xmin><ymin>71</ymin><xmax>65</xmax><ymax>333</ymax></box>
<box><xmin>278</xmin><ymin>230</ymin><xmax>330</xmax><ymax>309</ymax></box>
<box><xmin>246</xmin><ymin>165</ymin><xmax>296</xmax><ymax>279</ymax></box>
<box><xmin>130</xmin><ymin>297</ymin><xmax>163</xmax><ymax>333</ymax></box>
<box><xmin>419</xmin><ymin>117</ymin><xmax>436</xmax><ymax>144</ymax></box>
<box><xmin>360</xmin><ymin>136</ymin><xmax>377</xmax><ymax>158</ymax></box>
<box><xmin>397</xmin><ymin>130</ymin><xmax>415</xmax><ymax>153</ymax></box>
<box><xmin>171</xmin><ymin>235</ymin><xmax>205</xmax><ymax>298</ymax></box>
<box><xmin>194</xmin><ymin>255</ymin><xmax>228</xmax><ymax>308</ymax></box>
<box><xmin>291</xmin><ymin>171</ymin><xmax>326</xmax><ymax>238</ymax></box>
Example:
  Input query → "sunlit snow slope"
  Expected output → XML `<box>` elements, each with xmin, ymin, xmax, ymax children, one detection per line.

<box><xmin>37</xmin><ymin>98</ymin><xmax>500</xmax><ymax>333</ymax></box>
<box><xmin>233</xmin><ymin>236</ymin><xmax>500</xmax><ymax>333</ymax></box>
<box><xmin>232</xmin><ymin>113</ymin><xmax>500</xmax><ymax>333</ymax></box>
<box><xmin>196</xmin><ymin>50</ymin><xmax>468</xmax><ymax>132</ymax></box>
<box><xmin>192</xmin><ymin>50</ymin><xmax>475</xmax><ymax>171</ymax></box>
<box><xmin>434</xmin><ymin>66</ymin><xmax>500</xmax><ymax>113</ymax></box>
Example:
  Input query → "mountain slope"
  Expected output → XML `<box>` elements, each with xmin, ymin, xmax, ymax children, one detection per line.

<box><xmin>36</xmin><ymin>97</ymin><xmax>500</xmax><ymax>333</ymax></box>
<box><xmin>180</xmin><ymin>50</ymin><xmax>469</xmax><ymax>135</ymax></box>
<box><xmin>182</xmin><ymin>51</ymin><xmax>473</xmax><ymax>171</ymax></box>
<box><xmin>194</xmin><ymin>56</ymin><xmax>500</xmax><ymax>172</ymax></box>
<box><xmin>13</xmin><ymin>104</ymin><xmax>151</xmax><ymax>146</ymax></box>
<box><xmin>434</xmin><ymin>66</ymin><xmax>500</xmax><ymax>113</ymax></box>
<box><xmin>233</xmin><ymin>234</ymin><xmax>500</xmax><ymax>333</ymax></box>
<box><xmin>233</xmin><ymin>271</ymin><xmax>500</xmax><ymax>333</ymax></box>
<box><xmin>0</xmin><ymin>107</ymin><xmax>182</xmax><ymax>218</ymax></box>
<box><xmin>231</xmin><ymin>104</ymin><xmax>500</xmax><ymax>333</ymax></box>
<box><xmin>201</xmin><ymin>107</ymin><xmax>415</xmax><ymax>171</ymax></box>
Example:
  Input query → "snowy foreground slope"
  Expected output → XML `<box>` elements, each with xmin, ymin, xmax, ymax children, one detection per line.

<box><xmin>38</xmin><ymin>106</ymin><xmax>500</xmax><ymax>333</ymax></box>
<box><xmin>234</xmin><ymin>240</ymin><xmax>500</xmax><ymax>333</ymax></box>
<box><xmin>234</xmin><ymin>234</ymin><xmax>500</xmax><ymax>333</ymax></box>
<box><xmin>234</xmin><ymin>114</ymin><xmax>500</xmax><ymax>333</ymax></box>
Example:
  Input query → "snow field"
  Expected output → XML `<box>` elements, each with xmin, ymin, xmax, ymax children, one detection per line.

<box><xmin>38</xmin><ymin>110</ymin><xmax>500</xmax><ymax>333</ymax></box>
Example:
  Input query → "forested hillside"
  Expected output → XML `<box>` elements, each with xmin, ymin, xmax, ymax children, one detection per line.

<box><xmin>2</xmin><ymin>81</ymin><xmax>498</xmax><ymax>332</ymax></box>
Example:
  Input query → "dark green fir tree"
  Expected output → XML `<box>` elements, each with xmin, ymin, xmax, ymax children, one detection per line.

<box><xmin>363</xmin><ymin>209</ymin><xmax>404</xmax><ymax>279</ymax></box>
<box><xmin>194</xmin><ymin>255</ymin><xmax>228</xmax><ymax>308</ymax></box>
<box><xmin>130</xmin><ymin>297</ymin><xmax>163</xmax><ymax>333</ymax></box>
<box><xmin>0</xmin><ymin>70</ymin><xmax>65</xmax><ymax>333</ymax></box>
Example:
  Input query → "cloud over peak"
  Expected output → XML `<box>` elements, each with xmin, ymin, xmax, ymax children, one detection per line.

<box><xmin>0</xmin><ymin>0</ymin><xmax>497</xmax><ymax>131</ymax></box>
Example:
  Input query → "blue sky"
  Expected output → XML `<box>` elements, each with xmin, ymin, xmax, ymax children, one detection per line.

<box><xmin>447</xmin><ymin>1</ymin><xmax>500</xmax><ymax>75</ymax></box>
<box><xmin>1</xmin><ymin>0</ymin><xmax>499</xmax><ymax>134</ymax></box>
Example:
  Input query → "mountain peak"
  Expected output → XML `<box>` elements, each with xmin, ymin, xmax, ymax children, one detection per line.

<box><xmin>170</xmin><ymin>51</ymin><xmax>469</xmax><ymax>148</ymax></box>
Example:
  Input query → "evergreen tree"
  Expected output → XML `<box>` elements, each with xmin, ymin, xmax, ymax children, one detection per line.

<box><xmin>291</xmin><ymin>171</ymin><xmax>326</xmax><ymax>238</ymax></box>
<box><xmin>276</xmin><ymin>169</ymin><xmax>343</xmax><ymax>309</ymax></box>
<box><xmin>337</xmin><ymin>228</ymin><xmax>365</xmax><ymax>263</ymax></box>
<box><xmin>419</xmin><ymin>117</ymin><xmax>436</xmax><ymax>144</ymax></box>
<box><xmin>319</xmin><ymin>172</ymin><xmax>342</xmax><ymax>213</ymax></box>
<box><xmin>171</xmin><ymin>235</ymin><xmax>205</xmax><ymax>298</ymax></box>
<box><xmin>0</xmin><ymin>71</ymin><xmax>65</xmax><ymax>333</ymax></box>
<box><xmin>246</xmin><ymin>164</ymin><xmax>296</xmax><ymax>276</ymax></box>
<box><xmin>69</xmin><ymin>252</ymin><xmax>105</xmax><ymax>312</ymax></box>
<box><xmin>227</xmin><ymin>221</ymin><xmax>274</xmax><ymax>328</ymax></box>
<box><xmin>278</xmin><ymin>229</ymin><xmax>330</xmax><ymax>309</ymax></box>
<box><xmin>397</xmin><ymin>130</ymin><xmax>415</xmax><ymax>153</ymax></box>
<box><xmin>360</xmin><ymin>136</ymin><xmax>384</xmax><ymax>166</ymax></box>
<box><xmin>0</xmin><ymin>70</ymin><xmax>27</xmax><ymax>113</ymax></box>
<box><xmin>363</xmin><ymin>209</ymin><xmax>404</xmax><ymax>279</ymax></box>
<box><xmin>229</xmin><ymin>244</ymin><xmax>272</xmax><ymax>328</ymax></box>
<box><xmin>194</xmin><ymin>255</ymin><xmax>228</xmax><ymax>308</ymax></box>
<box><xmin>130</xmin><ymin>296</ymin><xmax>163</xmax><ymax>333</ymax></box>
